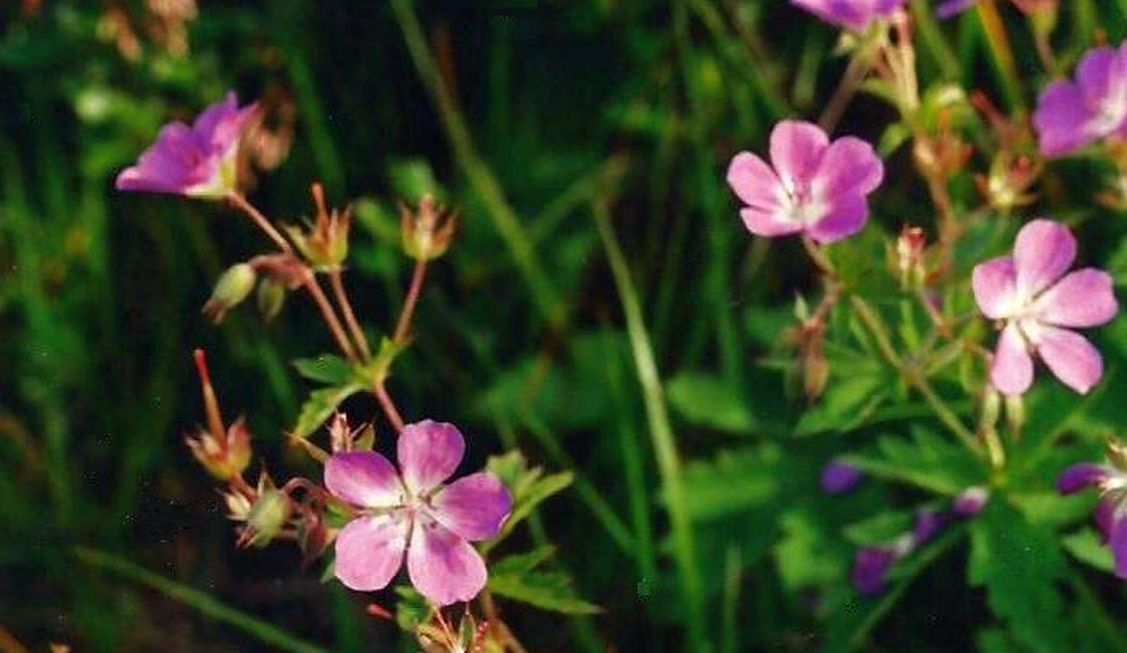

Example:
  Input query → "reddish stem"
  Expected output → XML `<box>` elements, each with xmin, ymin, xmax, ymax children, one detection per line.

<box><xmin>303</xmin><ymin>273</ymin><xmax>358</xmax><ymax>362</ymax></box>
<box><xmin>394</xmin><ymin>258</ymin><xmax>428</xmax><ymax>344</ymax></box>
<box><xmin>331</xmin><ymin>269</ymin><xmax>371</xmax><ymax>359</ymax></box>
<box><xmin>227</xmin><ymin>192</ymin><xmax>293</xmax><ymax>254</ymax></box>
<box><xmin>193</xmin><ymin>349</ymin><xmax>226</xmax><ymax>445</ymax></box>
<box><xmin>374</xmin><ymin>382</ymin><xmax>405</xmax><ymax>433</ymax></box>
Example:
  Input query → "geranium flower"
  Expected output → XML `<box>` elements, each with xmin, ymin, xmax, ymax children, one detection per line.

<box><xmin>726</xmin><ymin>120</ymin><xmax>884</xmax><ymax>244</ymax></box>
<box><xmin>790</xmin><ymin>0</ymin><xmax>907</xmax><ymax>31</ymax></box>
<box><xmin>1058</xmin><ymin>441</ymin><xmax>1127</xmax><ymax>578</ymax></box>
<box><xmin>116</xmin><ymin>91</ymin><xmax>257</xmax><ymax>198</ymax></box>
<box><xmin>972</xmin><ymin>219</ymin><xmax>1117</xmax><ymax>396</ymax></box>
<box><xmin>324</xmin><ymin>420</ymin><xmax>512</xmax><ymax>605</ymax></box>
<box><xmin>1033</xmin><ymin>42</ymin><xmax>1127</xmax><ymax>157</ymax></box>
<box><xmin>852</xmin><ymin>510</ymin><xmax>944</xmax><ymax>596</ymax></box>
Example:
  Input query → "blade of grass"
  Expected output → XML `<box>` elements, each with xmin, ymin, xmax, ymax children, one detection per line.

<box><xmin>593</xmin><ymin>200</ymin><xmax>708</xmax><ymax>652</ymax></box>
<box><xmin>74</xmin><ymin>547</ymin><xmax>331</xmax><ymax>653</ymax></box>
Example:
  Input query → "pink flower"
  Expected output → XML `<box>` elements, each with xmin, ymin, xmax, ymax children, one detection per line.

<box><xmin>1033</xmin><ymin>42</ymin><xmax>1127</xmax><ymax>157</ymax></box>
<box><xmin>116</xmin><ymin>91</ymin><xmax>257</xmax><ymax>198</ymax></box>
<box><xmin>324</xmin><ymin>420</ymin><xmax>512</xmax><ymax>605</ymax></box>
<box><xmin>972</xmin><ymin>219</ymin><xmax>1118</xmax><ymax>396</ymax></box>
<box><xmin>791</xmin><ymin>0</ymin><xmax>907</xmax><ymax>32</ymax></box>
<box><xmin>726</xmin><ymin>120</ymin><xmax>884</xmax><ymax>244</ymax></box>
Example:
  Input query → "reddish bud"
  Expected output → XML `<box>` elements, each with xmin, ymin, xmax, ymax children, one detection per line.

<box><xmin>401</xmin><ymin>194</ymin><xmax>456</xmax><ymax>261</ymax></box>
<box><xmin>285</xmin><ymin>184</ymin><xmax>352</xmax><ymax>271</ymax></box>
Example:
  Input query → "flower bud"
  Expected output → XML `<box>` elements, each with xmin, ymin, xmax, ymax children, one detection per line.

<box><xmin>953</xmin><ymin>486</ymin><xmax>990</xmax><ymax>518</ymax></box>
<box><xmin>285</xmin><ymin>184</ymin><xmax>352</xmax><ymax>271</ymax></box>
<box><xmin>1004</xmin><ymin>393</ymin><xmax>1025</xmax><ymax>438</ymax></box>
<box><xmin>185</xmin><ymin>417</ymin><xmax>252</xmax><ymax>481</ymax></box>
<box><xmin>240</xmin><ymin>476</ymin><xmax>292</xmax><ymax>548</ymax></box>
<box><xmin>976</xmin><ymin>152</ymin><xmax>1040</xmax><ymax>213</ymax></box>
<box><xmin>895</xmin><ymin>226</ymin><xmax>927</xmax><ymax>289</ymax></box>
<box><xmin>401</xmin><ymin>194</ymin><xmax>456</xmax><ymax>261</ymax></box>
<box><xmin>256</xmin><ymin>277</ymin><xmax>287</xmax><ymax>321</ymax></box>
<box><xmin>202</xmin><ymin>263</ymin><xmax>257</xmax><ymax>324</ymax></box>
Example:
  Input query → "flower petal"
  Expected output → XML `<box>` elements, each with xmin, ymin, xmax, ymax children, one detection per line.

<box><xmin>806</xmin><ymin>194</ymin><xmax>867</xmax><ymax>244</ymax></box>
<box><xmin>972</xmin><ymin>257</ymin><xmax>1018</xmax><ymax>320</ymax></box>
<box><xmin>1035</xmin><ymin>325</ymin><xmax>1104</xmax><ymax>394</ymax></box>
<box><xmin>936</xmin><ymin>0</ymin><xmax>980</xmax><ymax>19</ymax></box>
<box><xmin>407</xmin><ymin>519</ymin><xmax>488</xmax><ymax>605</ymax></box>
<box><xmin>726</xmin><ymin>152</ymin><xmax>782</xmax><ymax>212</ymax></box>
<box><xmin>911</xmin><ymin>510</ymin><xmax>946</xmax><ymax>546</ymax></box>
<box><xmin>398</xmin><ymin>420</ymin><xmax>465</xmax><ymax>494</ymax></box>
<box><xmin>115</xmin><ymin>123</ymin><xmax>203</xmax><ymax>194</ymax></box>
<box><xmin>1033</xmin><ymin>268</ymin><xmax>1118</xmax><ymax>328</ymax></box>
<box><xmin>991</xmin><ymin>324</ymin><xmax>1034</xmax><ymax>396</ymax></box>
<box><xmin>1057</xmin><ymin>463</ymin><xmax>1111</xmax><ymax>494</ymax></box>
<box><xmin>739</xmin><ymin>207</ymin><xmax>803</xmax><ymax>238</ymax></box>
<box><xmin>815</xmin><ymin>135</ymin><xmax>884</xmax><ymax>197</ymax></box>
<box><xmin>325</xmin><ymin>452</ymin><xmax>403</xmax><ymax>508</ymax></box>
<box><xmin>334</xmin><ymin>515</ymin><xmax>409</xmax><ymax>591</ymax></box>
<box><xmin>1109</xmin><ymin>504</ymin><xmax>1127</xmax><ymax>579</ymax></box>
<box><xmin>1013</xmin><ymin>219</ymin><xmax>1077</xmax><ymax>301</ymax></box>
<box><xmin>769</xmin><ymin>120</ymin><xmax>829</xmax><ymax>188</ymax></box>
<box><xmin>1034</xmin><ymin>82</ymin><xmax>1097</xmax><ymax>156</ymax></box>
<box><xmin>432</xmin><ymin>472</ymin><xmax>513</xmax><ymax>541</ymax></box>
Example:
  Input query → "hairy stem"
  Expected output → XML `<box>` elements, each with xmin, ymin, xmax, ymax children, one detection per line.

<box><xmin>329</xmin><ymin>270</ymin><xmax>371</xmax><ymax>359</ymax></box>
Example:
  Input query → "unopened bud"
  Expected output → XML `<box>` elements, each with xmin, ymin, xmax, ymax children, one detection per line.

<box><xmin>202</xmin><ymin>263</ymin><xmax>257</xmax><ymax>324</ymax></box>
<box><xmin>803</xmin><ymin>345</ymin><xmax>829</xmax><ymax>401</ymax></box>
<box><xmin>980</xmin><ymin>386</ymin><xmax>1001</xmax><ymax>432</ymax></box>
<box><xmin>977</xmin><ymin>152</ymin><xmax>1041</xmax><ymax>212</ymax></box>
<box><xmin>895</xmin><ymin>226</ymin><xmax>927</xmax><ymax>289</ymax></box>
<box><xmin>953</xmin><ymin>486</ymin><xmax>990</xmax><ymax>518</ymax></box>
<box><xmin>401</xmin><ymin>193</ymin><xmax>456</xmax><ymax>261</ymax></box>
<box><xmin>256</xmin><ymin>277</ymin><xmax>287</xmax><ymax>321</ymax></box>
<box><xmin>242</xmin><ymin>480</ymin><xmax>291</xmax><ymax>548</ymax></box>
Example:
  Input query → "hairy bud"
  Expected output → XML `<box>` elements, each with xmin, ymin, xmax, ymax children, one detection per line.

<box><xmin>202</xmin><ymin>263</ymin><xmax>257</xmax><ymax>324</ymax></box>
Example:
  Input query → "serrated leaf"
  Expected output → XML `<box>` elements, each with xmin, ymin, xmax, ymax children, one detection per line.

<box><xmin>969</xmin><ymin>501</ymin><xmax>1069</xmax><ymax>653</ymax></box>
<box><xmin>292</xmin><ymin>354</ymin><xmax>356</xmax><ymax>385</ymax></box>
<box><xmin>394</xmin><ymin>586</ymin><xmax>431</xmax><ymax>632</ymax></box>
<box><xmin>666</xmin><ymin>372</ymin><xmax>754</xmax><ymax>434</ymax></box>
<box><xmin>848</xmin><ymin>427</ymin><xmax>981</xmax><ymax>495</ymax></box>
<box><xmin>843</xmin><ymin>510</ymin><xmax>913</xmax><ymax>547</ymax></box>
<box><xmin>291</xmin><ymin>383</ymin><xmax>364</xmax><ymax>439</ymax></box>
<box><xmin>486</xmin><ymin>450</ymin><xmax>573</xmax><ymax>542</ymax></box>
<box><xmin>681</xmin><ymin>446</ymin><xmax>779</xmax><ymax>521</ymax></box>
<box><xmin>487</xmin><ymin>551</ymin><xmax>601</xmax><ymax>615</ymax></box>
<box><xmin>1062</xmin><ymin>529</ymin><xmax>1114</xmax><ymax>573</ymax></box>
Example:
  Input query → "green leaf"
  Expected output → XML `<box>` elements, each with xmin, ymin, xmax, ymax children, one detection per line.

<box><xmin>774</xmin><ymin>509</ymin><xmax>848</xmax><ymax>589</ymax></box>
<box><xmin>486</xmin><ymin>450</ymin><xmax>573</xmax><ymax>541</ymax></box>
<box><xmin>1062</xmin><ymin>529</ymin><xmax>1114</xmax><ymax>573</ymax></box>
<box><xmin>291</xmin><ymin>382</ymin><xmax>365</xmax><ymax>439</ymax></box>
<box><xmin>969</xmin><ymin>501</ymin><xmax>1069</xmax><ymax>653</ymax></box>
<box><xmin>488</xmin><ymin>549</ymin><xmax>601</xmax><ymax>615</ymax></box>
<box><xmin>666</xmin><ymin>371</ymin><xmax>755</xmax><ymax>434</ymax></box>
<box><xmin>680</xmin><ymin>446</ymin><xmax>779</xmax><ymax>522</ymax></box>
<box><xmin>848</xmin><ymin>427</ymin><xmax>982</xmax><ymax>495</ymax></box>
<box><xmin>394</xmin><ymin>586</ymin><xmax>431</xmax><ymax>632</ymax></box>
<box><xmin>843</xmin><ymin>510</ymin><xmax>914</xmax><ymax>547</ymax></box>
<box><xmin>292</xmin><ymin>354</ymin><xmax>355</xmax><ymax>385</ymax></box>
<box><xmin>794</xmin><ymin>372</ymin><xmax>888</xmax><ymax>435</ymax></box>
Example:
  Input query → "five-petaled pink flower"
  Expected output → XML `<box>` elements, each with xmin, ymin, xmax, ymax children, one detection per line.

<box><xmin>726</xmin><ymin>120</ymin><xmax>884</xmax><ymax>244</ymax></box>
<box><xmin>1033</xmin><ymin>42</ymin><xmax>1127</xmax><ymax>157</ymax></box>
<box><xmin>790</xmin><ymin>0</ymin><xmax>908</xmax><ymax>32</ymax></box>
<box><xmin>324</xmin><ymin>420</ymin><xmax>512</xmax><ymax>605</ymax></box>
<box><xmin>972</xmin><ymin>219</ymin><xmax>1117</xmax><ymax>396</ymax></box>
<box><xmin>116</xmin><ymin>91</ymin><xmax>257</xmax><ymax>199</ymax></box>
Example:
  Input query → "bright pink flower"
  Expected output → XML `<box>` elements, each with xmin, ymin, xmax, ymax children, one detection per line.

<box><xmin>116</xmin><ymin>91</ymin><xmax>257</xmax><ymax>198</ymax></box>
<box><xmin>791</xmin><ymin>0</ymin><xmax>907</xmax><ymax>31</ymax></box>
<box><xmin>324</xmin><ymin>420</ymin><xmax>512</xmax><ymax>605</ymax></box>
<box><xmin>1033</xmin><ymin>42</ymin><xmax>1127</xmax><ymax>157</ymax></box>
<box><xmin>972</xmin><ymin>219</ymin><xmax>1117</xmax><ymax>396</ymax></box>
<box><xmin>726</xmin><ymin>120</ymin><xmax>884</xmax><ymax>244</ymax></box>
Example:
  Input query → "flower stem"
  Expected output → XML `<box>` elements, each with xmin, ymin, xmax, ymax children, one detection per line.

<box><xmin>227</xmin><ymin>192</ymin><xmax>293</xmax><ymax>254</ymax></box>
<box><xmin>302</xmin><ymin>272</ymin><xmax>357</xmax><ymax>362</ymax></box>
<box><xmin>818</xmin><ymin>47</ymin><xmax>874</xmax><ymax>133</ymax></box>
<box><xmin>850</xmin><ymin>296</ymin><xmax>982</xmax><ymax>454</ymax></box>
<box><xmin>593</xmin><ymin>199</ymin><xmax>707</xmax><ymax>652</ymax></box>
<box><xmin>373</xmin><ymin>382</ymin><xmax>405</xmax><ymax>434</ymax></box>
<box><xmin>329</xmin><ymin>269</ymin><xmax>371</xmax><ymax>359</ymax></box>
<box><xmin>394</xmin><ymin>258</ymin><xmax>428</xmax><ymax>345</ymax></box>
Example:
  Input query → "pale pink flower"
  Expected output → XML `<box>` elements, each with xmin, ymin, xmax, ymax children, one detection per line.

<box><xmin>324</xmin><ymin>420</ymin><xmax>511</xmax><ymax>605</ymax></box>
<box><xmin>972</xmin><ymin>219</ymin><xmax>1117</xmax><ymax>396</ymax></box>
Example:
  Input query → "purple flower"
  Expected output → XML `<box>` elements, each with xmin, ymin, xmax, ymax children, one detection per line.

<box><xmin>726</xmin><ymin>121</ymin><xmax>884</xmax><ymax>244</ymax></box>
<box><xmin>116</xmin><ymin>91</ymin><xmax>257</xmax><ymax>199</ymax></box>
<box><xmin>1033</xmin><ymin>42</ymin><xmax>1127</xmax><ymax>157</ymax></box>
<box><xmin>324</xmin><ymin>420</ymin><xmax>512</xmax><ymax>605</ymax></box>
<box><xmin>790</xmin><ymin>0</ymin><xmax>908</xmax><ymax>31</ymax></box>
<box><xmin>936</xmin><ymin>0</ymin><xmax>980</xmax><ymax>18</ymax></box>
<box><xmin>1058</xmin><ymin>448</ymin><xmax>1127</xmax><ymax>578</ymax></box>
<box><xmin>821</xmin><ymin>460</ymin><xmax>865</xmax><ymax>494</ymax></box>
<box><xmin>953</xmin><ymin>486</ymin><xmax>990</xmax><ymax>518</ymax></box>
<box><xmin>852</xmin><ymin>546</ymin><xmax>898</xmax><ymax>595</ymax></box>
<box><xmin>972</xmin><ymin>219</ymin><xmax>1117</xmax><ymax>396</ymax></box>
<box><xmin>911</xmin><ymin>509</ymin><xmax>946</xmax><ymax>545</ymax></box>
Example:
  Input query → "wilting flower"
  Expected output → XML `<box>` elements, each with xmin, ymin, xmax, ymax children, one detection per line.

<box><xmin>1058</xmin><ymin>440</ymin><xmax>1127</xmax><ymax>578</ymax></box>
<box><xmin>1033</xmin><ymin>42</ymin><xmax>1127</xmax><ymax>157</ymax></box>
<box><xmin>726</xmin><ymin>120</ymin><xmax>884</xmax><ymax>244</ymax></box>
<box><xmin>821</xmin><ymin>460</ymin><xmax>864</xmax><ymax>494</ymax></box>
<box><xmin>852</xmin><ymin>510</ymin><xmax>944</xmax><ymax>596</ymax></box>
<box><xmin>116</xmin><ymin>91</ymin><xmax>257</xmax><ymax>198</ymax></box>
<box><xmin>790</xmin><ymin>0</ymin><xmax>907</xmax><ymax>31</ymax></box>
<box><xmin>972</xmin><ymin>219</ymin><xmax>1118</xmax><ymax>396</ymax></box>
<box><xmin>325</xmin><ymin>420</ymin><xmax>512</xmax><ymax>605</ymax></box>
